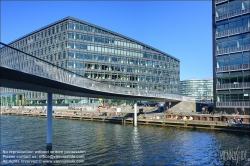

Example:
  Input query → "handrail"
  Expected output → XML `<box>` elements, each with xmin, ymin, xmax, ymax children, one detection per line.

<box><xmin>0</xmin><ymin>42</ymin><xmax>195</xmax><ymax>101</ymax></box>
<box><xmin>216</xmin><ymin>26</ymin><xmax>250</xmax><ymax>38</ymax></box>
<box><xmin>216</xmin><ymin>44</ymin><xmax>250</xmax><ymax>55</ymax></box>
<box><xmin>217</xmin><ymin>101</ymin><xmax>250</xmax><ymax>107</ymax></box>
<box><xmin>216</xmin><ymin>82</ymin><xmax>250</xmax><ymax>89</ymax></box>
<box><xmin>0</xmin><ymin>42</ymin><xmax>102</xmax><ymax>84</ymax></box>
<box><xmin>216</xmin><ymin>8</ymin><xmax>250</xmax><ymax>22</ymax></box>
<box><xmin>216</xmin><ymin>64</ymin><xmax>250</xmax><ymax>72</ymax></box>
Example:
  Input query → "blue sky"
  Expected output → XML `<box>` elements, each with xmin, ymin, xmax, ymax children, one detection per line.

<box><xmin>1</xmin><ymin>1</ymin><xmax>212</xmax><ymax>81</ymax></box>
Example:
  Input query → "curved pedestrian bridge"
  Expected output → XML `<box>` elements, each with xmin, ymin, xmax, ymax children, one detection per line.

<box><xmin>0</xmin><ymin>42</ymin><xmax>194</xmax><ymax>102</ymax></box>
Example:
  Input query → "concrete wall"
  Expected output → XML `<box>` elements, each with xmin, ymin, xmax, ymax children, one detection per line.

<box><xmin>165</xmin><ymin>101</ymin><xmax>249</xmax><ymax>115</ymax></box>
<box><xmin>165</xmin><ymin>101</ymin><xmax>195</xmax><ymax>113</ymax></box>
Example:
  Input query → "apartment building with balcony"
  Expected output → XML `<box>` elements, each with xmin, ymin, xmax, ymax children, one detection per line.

<box><xmin>213</xmin><ymin>0</ymin><xmax>250</xmax><ymax>112</ymax></box>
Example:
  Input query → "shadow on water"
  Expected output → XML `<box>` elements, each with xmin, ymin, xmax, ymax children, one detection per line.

<box><xmin>1</xmin><ymin>115</ymin><xmax>249</xmax><ymax>165</ymax></box>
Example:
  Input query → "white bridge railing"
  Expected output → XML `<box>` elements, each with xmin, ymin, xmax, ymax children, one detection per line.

<box><xmin>0</xmin><ymin>43</ymin><xmax>195</xmax><ymax>102</ymax></box>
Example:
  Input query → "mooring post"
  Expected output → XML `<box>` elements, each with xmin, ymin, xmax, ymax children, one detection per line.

<box><xmin>46</xmin><ymin>93</ymin><xmax>52</xmax><ymax>151</ymax></box>
<box><xmin>134</xmin><ymin>100</ymin><xmax>137</xmax><ymax>127</ymax></box>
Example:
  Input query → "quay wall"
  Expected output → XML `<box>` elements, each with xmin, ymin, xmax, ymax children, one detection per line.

<box><xmin>1</xmin><ymin>111</ymin><xmax>250</xmax><ymax>133</ymax></box>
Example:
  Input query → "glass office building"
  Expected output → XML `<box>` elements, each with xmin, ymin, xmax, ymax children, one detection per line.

<box><xmin>213</xmin><ymin>0</ymin><xmax>250</xmax><ymax>112</ymax></box>
<box><xmin>0</xmin><ymin>16</ymin><xmax>180</xmax><ymax>106</ymax></box>
<box><xmin>180</xmin><ymin>78</ymin><xmax>213</xmax><ymax>102</ymax></box>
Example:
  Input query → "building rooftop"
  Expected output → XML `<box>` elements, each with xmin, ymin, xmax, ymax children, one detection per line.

<box><xmin>7</xmin><ymin>16</ymin><xmax>179</xmax><ymax>62</ymax></box>
<box><xmin>181</xmin><ymin>78</ymin><xmax>213</xmax><ymax>81</ymax></box>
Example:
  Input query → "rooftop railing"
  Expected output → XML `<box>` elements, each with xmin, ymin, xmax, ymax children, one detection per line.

<box><xmin>216</xmin><ymin>101</ymin><xmax>249</xmax><ymax>108</ymax></box>
<box><xmin>0</xmin><ymin>42</ymin><xmax>195</xmax><ymax>102</ymax></box>
<box><xmin>216</xmin><ymin>44</ymin><xmax>250</xmax><ymax>55</ymax></box>
<box><xmin>216</xmin><ymin>26</ymin><xmax>250</xmax><ymax>38</ymax></box>
<box><xmin>216</xmin><ymin>82</ymin><xmax>250</xmax><ymax>90</ymax></box>
<box><xmin>216</xmin><ymin>8</ymin><xmax>250</xmax><ymax>22</ymax></box>
<box><xmin>216</xmin><ymin>64</ymin><xmax>250</xmax><ymax>72</ymax></box>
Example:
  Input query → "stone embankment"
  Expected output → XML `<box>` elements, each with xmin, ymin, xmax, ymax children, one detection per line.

<box><xmin>1</xmin><ymin>106</ymin><xmax>250</xmax><ymax>133</ymax></box>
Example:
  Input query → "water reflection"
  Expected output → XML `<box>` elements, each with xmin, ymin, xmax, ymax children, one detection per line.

<box><xmin>1</xmin><ymin>115</ymin><xmax>249</xmax><ymax>165</ymax></box>
<box><xmin>130</xmin><ymin>127</ymin><xmax>143</xmax><ymax>164</ymax></box>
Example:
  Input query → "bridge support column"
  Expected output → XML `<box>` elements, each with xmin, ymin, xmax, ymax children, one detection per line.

<box><xmin>46</xmin><ymin>93</ymin><xmax>52</xmax><ymax>151</ymax></box>
<box><xmin>134</xmin><ymin>101</ymin><xmax>137</xmax><ymax>127</ymax></box>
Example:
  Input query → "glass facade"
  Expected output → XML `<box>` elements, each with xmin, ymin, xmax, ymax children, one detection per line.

<box><xmin>0</xmin><ymin>88</ymin><xmax>94</xmax><ymax>106</ymax></box>
<box><xmin>213</xmin><ymin>0</ymin><xmax>250</xmax><ymax>109</ymax></box>
<box><xmin>0</xmin><ymin>94</ymin><xmax>25</xmax><ymax>107</ymax></box>
<box><xmin>0</xmin><ymin>16</ymin><xmax>180</xmax><ymax>106</ymax></box>
<box><xmin>180</xmin><ymin>78</ymin><xmax>213</xmax><ymax>102</ymax></box>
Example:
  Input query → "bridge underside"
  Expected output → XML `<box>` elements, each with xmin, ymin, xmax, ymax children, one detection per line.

<box><xmin>0</xmin><ymin>66</ymin><xmax>180</xmax><ymax>102</ymax></box>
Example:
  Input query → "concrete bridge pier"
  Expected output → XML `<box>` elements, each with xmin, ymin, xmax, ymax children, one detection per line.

<box><xmin>46</xmin><ymin>93</ymin><xmax>52</xmax><ymax>151</ymax></box>
<box><xmin>134</xmin><ymin>101</ymin><xmax>137</xmax><ymax>127</ymax></box>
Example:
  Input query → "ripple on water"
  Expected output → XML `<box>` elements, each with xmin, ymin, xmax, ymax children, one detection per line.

<box><xmin>1</xmin><ymin>115</ymin><xmax>250</xmax><ymax>165</ymax></box>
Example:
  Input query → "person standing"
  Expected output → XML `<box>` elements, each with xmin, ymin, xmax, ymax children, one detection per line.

<box><xmin>242</xmin><ymin>107</ymin><xmax>245</xmax><ymax>115</ymax></box>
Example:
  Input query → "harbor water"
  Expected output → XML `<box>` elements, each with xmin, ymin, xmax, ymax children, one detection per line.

<box><xmin>1</xmin><ymin>115</ymin><xmax>250</xmax><ymax>165</ymax></box>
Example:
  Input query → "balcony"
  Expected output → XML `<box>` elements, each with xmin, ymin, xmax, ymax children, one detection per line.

<box><xmin>216</xmin><ymin>44</ymin><xmax>250</xmax><ymax>55</ymax></box>
<box><xmin>216</xmin><ymin>64</ymin><xmax>250</xmax><ymax>72</ymax></box>
<box><xmin>216</xmin><ymin>27</ymin><xmax>250</xmax><ymax>38</ymax></box>
<box><xmin>0</xmin><ymin>87</ymin><xmax>25</xmax><ymax>95</ymax></box>
<box><xmin>215</xmin><ymin>0</ymin><xmax>228</xmax><ymax>5</ymax></box>
<box><xmin>216</xmin><ymin>8</ymin><xmax>250</xmax><ymax>22</ymax></box>
<box><xmin>216</xmin><ymin>82</ymin><xmax>250</xmax><ymax>90</ymax></box>
<box><xmin>216</xmin><ymin>101</ymin><xmax>249</xmax><ymax>107</ymax></box>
